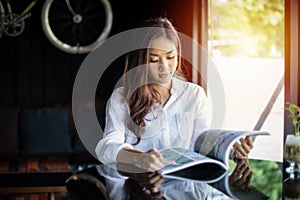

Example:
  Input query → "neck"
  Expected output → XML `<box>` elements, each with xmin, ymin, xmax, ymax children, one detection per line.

<box><xmin>152</xmin><ymin>83</ymin><xmax>172</xmax><ymax>106</ymax></box>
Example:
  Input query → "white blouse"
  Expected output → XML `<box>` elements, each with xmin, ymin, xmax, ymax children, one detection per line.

<box><xmin>95</xmin><ymin>77</ymin><xmax>210</xmax><ymax>164</ymax></box>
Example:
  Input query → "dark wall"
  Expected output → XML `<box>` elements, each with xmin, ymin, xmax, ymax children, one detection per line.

<box><xmin>0</xmin><ymin>0</ymin><xmax>194</xmax><ymax>108</ymax></box>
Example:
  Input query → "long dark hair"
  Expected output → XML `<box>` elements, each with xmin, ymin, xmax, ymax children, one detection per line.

<box><xmin>123</xmin><ymin>17</ymin><xmax>185</xmax><ymax>145</ymax></box>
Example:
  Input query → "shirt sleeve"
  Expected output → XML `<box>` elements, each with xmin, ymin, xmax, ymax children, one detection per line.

<box><xmin>95</xmin><ymin>88</ymin><xmax>134</xmax><ymax>164</ymax></box>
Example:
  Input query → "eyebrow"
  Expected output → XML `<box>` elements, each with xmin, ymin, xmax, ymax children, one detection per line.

<box><xmin>150</xmin><ymin>50</ymin><xmax>174</xmax><ymax>56</ymax></box>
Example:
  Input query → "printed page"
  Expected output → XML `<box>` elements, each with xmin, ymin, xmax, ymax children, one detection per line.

<box><xmin>160</xmin><ymin>148</ymin><xmax>206</xmax><ymax>171</ymax></box>
<box><xmin>159</xmin><ymin>147</ymin><xmax>227</xmax><ymax>178</ymax></box>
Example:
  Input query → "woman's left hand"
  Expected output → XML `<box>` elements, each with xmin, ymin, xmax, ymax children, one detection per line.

<box><xmin>233</xmin><ymin>136</ymin><xmax>253</xmax><ymax>159</ymax></box>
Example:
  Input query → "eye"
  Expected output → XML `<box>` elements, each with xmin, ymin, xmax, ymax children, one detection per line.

<box><xmin>150</xmin><ymin>59</ymin><xmax>159</xmax><ymax>63</ymax></box>
<box><xmin>167</xmin><ymin>56</ymin><xmax>175</xmax><ymax>60</ymax></box>
<box><xmin>167</xmin><ymin>53</ymin><xmax>176</xmax><ymax>60</ymax></box>
<box><xmin>150</xmin><ymin>56</ymin><xmax>159</xmax><ymax>63</ymax></box>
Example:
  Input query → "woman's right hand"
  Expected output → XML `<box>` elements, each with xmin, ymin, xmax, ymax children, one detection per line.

<box><xmin>136</xmin><ymin>148</ymin><xmax>165</xmax><ymax>172</ymax></box>
<box><xmin>117</xmin><ymin>149</ymin><xmax>165</xmax><ymax>197</ymax></box>
<box><xmin>124</xmin><ymin>174</ymin><xmax>165</xmax><ymax>200</ymax></box>
<box><xmin>117</xmin><ymin>148</ymin><xmax>165</xmax><ymax>172</ymax></box>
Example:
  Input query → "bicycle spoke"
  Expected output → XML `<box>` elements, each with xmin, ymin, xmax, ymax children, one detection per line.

<box><xmin>82</xmin><ymin>1</ymin><xmax>101</xmax><ymax>13</ymax></box>
<box><xmin>83</xmin><ymin>14</ymin><xmax>103</xmax><ymax>21</ymax></box>
<box><xmin>82</xmin><ymin>23</ymin><xmax>101</xmax><ymax>38</ymax></box>
<box><xmin>71</xmin><ymin>25</ymin><xmax>77</xmax><ymax>46</ymax></box>
<box><xmin>52</xmin><ymin>0</ymin><xmax>70</xmax><ymax>12</ymax></box>
<box><xmin>70</xmin><ymin>0</ymin><xmax>84</xmax><ymax>14</ymax></box>
<box><xmin>49</xmin><ymin>14</ymin><xmax>71</xmax><ymax>23</ymax></box>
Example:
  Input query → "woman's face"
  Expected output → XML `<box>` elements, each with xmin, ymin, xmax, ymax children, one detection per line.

<box><xmin>147</xmin><ymin>36</ymin><xmax>178</xmax><ymax>87</ymax></box>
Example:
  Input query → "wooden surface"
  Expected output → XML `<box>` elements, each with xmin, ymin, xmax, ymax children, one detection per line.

<box><xmin>0</xmin><ymin>186</ymin><xmax>67</xmax><ymax>194</ymax></box>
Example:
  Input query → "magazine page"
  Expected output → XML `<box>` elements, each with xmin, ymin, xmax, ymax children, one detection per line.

<box><xmin>159</xmin><ymin>147</ymin><xmax>227</xmax><ymax>183</ymax></box>
<box><xmin>194</xmin><ymin>130</ymin><xmax>270</xmax><ymax>167</ymax></box>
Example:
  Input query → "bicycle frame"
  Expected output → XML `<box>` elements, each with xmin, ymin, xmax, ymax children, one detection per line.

<box><xmin>0</xmin><ymin>0</ymin><xmax>37</xmax><ymax>37</ymax></box>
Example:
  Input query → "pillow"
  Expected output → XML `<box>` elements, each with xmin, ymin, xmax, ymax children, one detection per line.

<box><xmin>20</xmin><ymin>108</ymin><xmax>72</xmax><ymax>155</ymax></box>
<box><xmin>72</xmin><ymin>133</ymin><xmax>89</xmax><ymax>154</ymax></box>
<box><xmin>0</xmin><ymin>106</ymin><xmax>20</xmax><ymax>155</ymax></box>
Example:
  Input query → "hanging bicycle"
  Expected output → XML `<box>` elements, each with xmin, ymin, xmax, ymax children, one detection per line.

<box><xmin>0</xmin><ymin>0</ymin><xmax>113</xmax><ymax>54</ymax></box>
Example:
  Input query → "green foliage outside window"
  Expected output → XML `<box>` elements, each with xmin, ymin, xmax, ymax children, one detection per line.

<box><xmin>229</xmin><ymin>159</ymin><xmax>282</xmax><ymax>200</ymax></box>
<box><xmin>209</xmin><ymin>0</ymin><xmax>284</xmax><ymax>58</ymax></box>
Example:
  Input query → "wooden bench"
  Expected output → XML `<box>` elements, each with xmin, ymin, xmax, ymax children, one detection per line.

<box><xmin>0</xmin><ymin>171</ymin><xmax>73</xmax><ymax>200</ymax></box>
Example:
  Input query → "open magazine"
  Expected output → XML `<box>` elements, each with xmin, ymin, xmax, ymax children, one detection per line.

<box><xmin>159</xmin><ymin>129</ymin><xmax>270</xmax><ymax>183</ymax></box>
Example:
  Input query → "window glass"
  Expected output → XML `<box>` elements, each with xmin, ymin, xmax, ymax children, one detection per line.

<box><xmin>208</xmin><ymin>0</ymin><xmax>284</xmax><ymax>161</ymax></box>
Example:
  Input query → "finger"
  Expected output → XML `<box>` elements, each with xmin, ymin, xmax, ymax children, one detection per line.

<box><xmin>245</xmin><ymin>136</ymin><xmax>254</xmax><ymax>149</ymax></box>
<box><xmin>231</xmin><ymin>162</ymin><xmax>244</xmax><ymax>180</ymax></box>
<box><xmin>234</xmin><ymin>160</ymin><xmax>245</xmax><ymax>172</ymax></box>
<box><xmin>148</xmin><ymin>159</ymin><xmax>165</xmax><ymax>172</ymax></box>
<box><xmin>241</xmin><ymin>142</ymin><xmax>251</xmax><ymax>155</ymax></box>
<box><xmin>241</xmin><ymin>171</ymin><xmax>252</xmax><ymax>186</ymax></box>
<box><xmin>235</xmin><ymin>167</ymin><xmax>252</xmax><ymax>190</ymax></box>
<box><xmin>234</xmin><ymin>165</ymin><xmax>247</xmax><ymax>179</ymax></box>
<box><xmin>234</xmin><ymin>143</ymin><xmax>247</xmax><ymax>158</ymax></box>
<box><xmin>147</xmin><ymin>152</ymin><xmax>165</xmax><ymax>168</ymax></box>
<box><xmin>236</xmin><ymin>150</ymin><xmax>249</xmax><ymax>159</ymax></box>
<box><xmin>151</xmin><ymin>176</ymin><xmax>164</xmax><ymax>189</ymax></box>
<box><xmin>245</xmin><ymin>172</ymin><xmax>253</xmax><ymax>190</ymax></box>
<box><xmin>231</xmin><ymin>168</ymin><xmax>239</xmax><ymax>178</ymax></box>
<box><xmin>144</xmin><ymin>175</ymin><xmax>164</xmax><ymax>190</ymax></box>
<box><xmin>149</xmin><ymin>173</ymin><xmax>162</xmax><ymax>185</ymax></box>
<box><xmin>235</xmin><ymin>151</ymin><xmax>244</xmax><ymax>160</ymax></box>
<box><xmin>150</xmin><ymin>160</ymin><xmax>165</xmax><ymax>171</ymax></box>
<box><xmin>149</xmin><ymin>148</ymin><xmax>164</xmax><ymax>161</ymax></box>
<box><xmin>148</xmin><ymin>170</ymin><xmax>161</xmax><ymax>178</ymax></box>
<box><xmin>150</xmin><ymin>191</ymin><xmax>163</xmax><ymax>199</ymax></box>
<box><xmin>242</xmin><ymin>166</ymin><xmax>252</xmax><ymax>177</ymax></box>
<box><xmin>151</xmin><ymin>186</ymin><xmax>158</xmax><ymax>193</ymax></box>
<box><xmin>234</xmin><ymin>177</ymin><xmax>247</xmax><ymax>189</ymax></box>
<box><xmin>229</xmin><ymin>174</ymin><xmax>240</xmax><ymax>183</ymax></box>
<box><xmin>152</xmin><ymin>155</ymin><xmax>165</xmax><ymax>169</ymax></box>
<box><xmin>147</xmin><ymin>163</ymin><xmax>163</xmax><ymax>172</ymax></box>
<box><xmin>142</xmin><ymin>154</ymin><xmax>165</xmax><ymax>172</ymax></box>
<box><xmin>238</xmin><ymin>162</ymin><xmax>248</xmax><ymax>175</ymax></box>
<box><xmin>239</xmin><ymin>138</ymin><xmax>252</xmax><ymax>154</ymax></box>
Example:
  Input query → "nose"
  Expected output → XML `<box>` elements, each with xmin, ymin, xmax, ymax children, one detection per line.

<box><xmin>159</xmin><ymin>59</ymin><xmax>169</xmax><ymax>71</ymax></box>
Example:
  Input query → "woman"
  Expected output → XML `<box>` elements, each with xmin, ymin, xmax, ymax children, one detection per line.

<box><xmin>95</xmin><ymin>17</ymin><xmax>252</xmax><ymax>174</ymax></box>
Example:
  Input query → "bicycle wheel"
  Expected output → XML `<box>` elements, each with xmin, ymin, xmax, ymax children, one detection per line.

<box><xmin>41</xmin><ymin>0</ymin><xmax>113</xmax><ymax>54</ymax></box>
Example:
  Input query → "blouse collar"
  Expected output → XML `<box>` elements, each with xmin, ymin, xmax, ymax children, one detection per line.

<box><xmin>170</xmin><ymin>77</ymin><xmax>185</xmax><ymax>95</ymax></box>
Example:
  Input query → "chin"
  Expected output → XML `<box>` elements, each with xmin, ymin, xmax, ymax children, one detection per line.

<box><xmin>158</xmin><ymin>79</ymin><xmax>172</xmax><ymax>86</ymax></box>
<box><xmin>150</xmin><ymin>75</ymin><xmax>172</xmax><ymax>85</ymax></box>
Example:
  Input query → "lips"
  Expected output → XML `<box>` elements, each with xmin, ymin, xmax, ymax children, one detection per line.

<box><xmin>159</xmin><ymin>73</ymin><xmax>169</xmax><ymax>78</ymax></box>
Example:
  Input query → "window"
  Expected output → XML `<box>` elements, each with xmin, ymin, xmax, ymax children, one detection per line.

<box><xmin>207</xmin><ymin>0</ymin><xmax>284</xmax><ymax>161</ymax></box>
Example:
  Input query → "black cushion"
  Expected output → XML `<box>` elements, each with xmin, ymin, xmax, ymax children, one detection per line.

<box><xmin>20</xmin><ymin>108</ymin><xmax>72</xmax><ymax>155</ymax></box>
<box><xmin>0</xmin><ymin>106</ymin><xmax>20</xmax><ymax>155</ymax></box>
<box><xmin>72</xmin><ymin>133</ymin><xmax>89</xmax><ymax>154</ymax></box>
